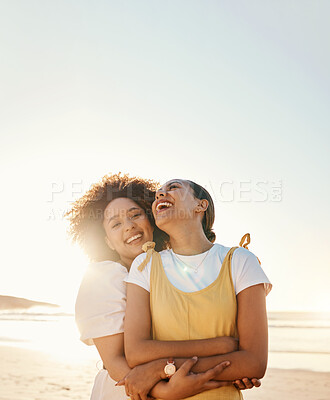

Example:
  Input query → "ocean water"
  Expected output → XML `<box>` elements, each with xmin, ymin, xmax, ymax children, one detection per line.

<box><xmin>0</xmin><ymin>306</ymin><xmax>97</xmax><ymax>364</ymax></box>
<box><xmin>0</xmin><ymin>309</ymin><xmax>329</xmax><ymax>372</ymax></box>
<box><xmin>267</xmin><ymin>311</ymin><xmax>330</xmax><ymax>372</ymax></box>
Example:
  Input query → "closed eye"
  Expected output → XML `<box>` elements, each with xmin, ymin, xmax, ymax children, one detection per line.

<box><xmin>131</xmin><ymin>212</ymin><xmax>142</xmax><ymax>219</ymax></box>
<box><xmin>168</xmin><ymin>184</ymin><xmax>180</xmax><ymax>190</ymax></box>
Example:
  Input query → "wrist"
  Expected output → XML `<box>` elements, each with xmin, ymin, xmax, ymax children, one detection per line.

<box><xmin>164</xmin><ymin>357</ymin><xmax>176</xmax><ymax>379</ymax></box>
<box><xmin>153</xmin><ymin>358</ymin><xmax>168</xmax><ymax>380</ymax></box>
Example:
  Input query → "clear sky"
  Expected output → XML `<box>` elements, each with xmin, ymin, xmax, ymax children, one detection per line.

<box><xmin>0</xmin><ymin>0</ymin><xmax>329</xmax><ymax>312</ymax></box>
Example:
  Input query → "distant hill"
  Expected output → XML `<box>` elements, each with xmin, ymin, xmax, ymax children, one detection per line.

<box><xmin>0</xmin><ymin>295</ymin><xmax>59</xmax><ymax>310</ymax></box>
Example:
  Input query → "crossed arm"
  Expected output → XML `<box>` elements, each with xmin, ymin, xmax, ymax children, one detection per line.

<box><xmin>94</xmin><ymin>326</ymin><xmax>245</xmax><ymax>400</ymax></box>
<box><xmin>93</xmin><ymin>282</ymin><xmax>267</xmax><ymax>399</ymax></box>
<box><xmin>124</xmin><ymin>282</ymin><xmax>268</xmax><ymax>380</ymax></box>
<box><xmin>94</xmin><ymin>332</ymin><xmax>260</xmax><ymax>400</ymax></box>
<box><xmin>94</xmin><ymin>331</ymin><xmax>235</xmax><ymax>382</ymax></box>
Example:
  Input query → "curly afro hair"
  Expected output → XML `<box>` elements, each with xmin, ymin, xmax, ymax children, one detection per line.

<box><xmin>65</xmin><ymin>173</ymin><xmax>169</xmax><ymax>262</ymax></box>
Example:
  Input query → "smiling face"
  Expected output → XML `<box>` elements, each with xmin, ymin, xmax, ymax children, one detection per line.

<box><xmin>152</xmin><ymin>179</ymin><xmax>206</xmax><ymax>231</ymax></box>
<box><xmin>103</xmin><ymin>197</ymin><xmax>154</xmax><ymax>267</ymax></box>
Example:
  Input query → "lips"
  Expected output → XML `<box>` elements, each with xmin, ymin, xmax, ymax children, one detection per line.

<box><xmin>155</xmin><ymin>200</ymin><xmax>173</xmax><ymax>213</ymax></box>
<box><xmin>125</xmin><ymin>233</ymin><xmax>143</xmax><ymax>244</ymax></box>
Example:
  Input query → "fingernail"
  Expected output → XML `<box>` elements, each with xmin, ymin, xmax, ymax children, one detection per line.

<box><xmin>115</xmin><ymin>382</ymin><xmax>118</xmax><ymax>386</ymax></box>
<box><xmin>224</xmin><ymin>361</ymin><xmax>230</xmax><ymax>366</ymax></box>
<box><xmin>192</xmin><ymin>356</ymin><xmax>198</xmax><ymax>361</ymax></box>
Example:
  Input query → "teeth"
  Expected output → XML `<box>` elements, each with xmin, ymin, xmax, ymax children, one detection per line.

<box><xmin>156</xmin><ymin>202</ymin><xmax>173</xmax><ymax>211</ymax></box>
<box><xmin>126</xmin><ymin>234</ymin><xmax>142</xmax><ymax>244</ymax></box>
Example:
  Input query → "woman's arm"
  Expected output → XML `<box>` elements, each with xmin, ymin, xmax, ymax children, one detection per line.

<box><xmin>120</xmin><ymin>358</ymin><xmax>261</xmax><ymax>400</ymax></box>
<box><xmin>150</xmin><ymin>359</ymin><xmax>232</xmax><ymax>400</ymax></box>
<box><xmin>95</xmin><ymin>333</ymin><xmax>254</xmax><ymax>400</ymax></box>
<box><xmin>94</xmin><ymin>333</ymin><xmax>130</xmax><ymax>382</ymax></box>
<box><xmin>181</xmin><ymin>283</ymin><xmax>268</xmax><ymax>379</ymax></box>
<box><xmin>125</xmin><ymin>282</ymin><xmax>268</xmax><ymax>380</ymax></box>
<box><xmin>124</xmin><ymin>283</ymin><xmax>238</xmax><ymax>367</ymax></box>
<box><xmin>94</xmin><ymin>332</ymin><xmax>169</xmax><ymax>397</ymax></box>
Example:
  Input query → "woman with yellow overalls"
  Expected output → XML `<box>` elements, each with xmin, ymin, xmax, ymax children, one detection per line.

<box><xmin>124</xmin><ymin>179</ymin><xmax>272</xmax><ymax>399</ymax></box>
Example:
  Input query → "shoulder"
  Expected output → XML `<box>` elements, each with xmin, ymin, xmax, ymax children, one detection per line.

<box><xmin>81</xmin><ymin>260</ymin><xmax>127</xmax><ymax>284</ymax></box>
<box><xmin>212</xmin><ymin>242</ymin><xmax>256</xmax><ymax>259</ymax></box>
<box><xmin>232</xmin><ymin>246</ymin><xmax>259</xmax><ymax>264</ymax></box>
<box><xmin>127</xmin><ymin>249</ymin><xmax>171</xmax><ymax>292</ymax></box>
<box><xmin>214</xmin><ymin>243</ymin><xmax>271</xmax><ymax>295</ymax></box>
<box><xmin>76</xmin><ymin>260</ymin><xmax>127</xmax><ymax>313</ymax></box>
<box><xmin>231</xmin><ymin>247</ymin><xmax>272</xmax><ymax>295</ymax></box>
<box><xmin>76</xmin><ymin>261</ymin><xmax>127</xmax><ymax>307</ymax></box>
<box><xmin>87</xmin><ymin>260</ymin><xmax>127</xmax><ymax>276</ymax></box>
<box><xmin>131</xmin><ymin>249</ymin><xmax>171</xmax><ymax>271</ymax></box>
<box><xmin>129</xmin><ymin>253</ymin><xmax>149</xmax><ymax>275</ymax></box>
<box><xmin>212</xmin><ymin>243</ymin><xmax>258</xmax><ymax>263</ymax></box>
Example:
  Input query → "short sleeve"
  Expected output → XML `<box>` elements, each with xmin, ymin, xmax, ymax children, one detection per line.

<box><xmin>231</xmin><ymin>247</ymin><xmax>272</xmax><ymax>296</ymax></box>
<box><xmin>125</xmin><ymin>253</ymin><xmax>151</xmax><ymax>292</ymax></box>
<box><xmin>75</xmin><ymin>261</ymin><xmax>128</xmax><ymax>345</ymax></box>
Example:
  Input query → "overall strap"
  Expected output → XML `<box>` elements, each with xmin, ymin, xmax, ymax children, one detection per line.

<box><xmin>224</xmin><ymin>246</ymin><xmax>239</xmax><ymax>268</ymax></box>
<box><xmin>239</xmin><ymin>233</ymin><xmax>250</xmax><ymax>249</ymax></box>
<box><xmin>239</xmin><ymin>233</ymin><xmax>261</xmax><ymax>265</ymax></box>
<box><xmin>138</xmin><ymin>241</ymin><xmax>157</xmax><ymax>272</ymax></box>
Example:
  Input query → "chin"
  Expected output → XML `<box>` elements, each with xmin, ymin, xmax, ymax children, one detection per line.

<box><xmin>155</xmin><ymin>215</ymin><xmax>173</xmax><ymax>228</ymax></box>
<box><xmin>131</xmin><ymin>245</ymin><xmax>145</xmax><ymax>256</ymax></box>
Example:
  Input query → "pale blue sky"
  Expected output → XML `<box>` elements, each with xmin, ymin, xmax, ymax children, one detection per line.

<box><xmin>0</xmin><ymin>0</ymin><xmax>329</xmax><ymax>312</ymax></box>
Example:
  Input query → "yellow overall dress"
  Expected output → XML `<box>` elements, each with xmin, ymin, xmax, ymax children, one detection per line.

<box><xmin>138</xmin><ymin>243</ymin><xmax>244</xmax><ymax>400</ymax></box>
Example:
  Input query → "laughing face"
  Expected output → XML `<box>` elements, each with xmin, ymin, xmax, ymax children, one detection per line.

<box><xmin>103</xmin><ymin>197</ymin><xmax>154</xmax><ymax>267</ymax></box>
<box><xmin>152</xmin><ymin>179</ymin><xmax>202</xmax><ymax>230</ymax></box>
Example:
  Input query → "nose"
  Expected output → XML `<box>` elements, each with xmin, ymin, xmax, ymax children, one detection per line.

<box><xmin>156</xmin><ymin>188</ymin><xmax>166</xmax><ymax>199</ymax></box>
<box><xmin>123</xmin><ymin>217</ymin><xmax>135</xmax><ymax>231</ymax></box>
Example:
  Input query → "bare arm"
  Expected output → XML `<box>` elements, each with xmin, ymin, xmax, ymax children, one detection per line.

<box><xmin>94</xmin><ymin>333</ymin><xmax>130</xmax><ymax>382</ymax></box>
<box><xmin>94</xmin><ymin>333</ymin><xmax>170</xmax><ymax>398</ymax></box>
<box><xmin>94</xmin><ymin>333</ymin><xmax>168</xmax><ymax>385</ymax></box>
<box><xmin>124</xmin><ymin>283</ymin><xmax>238</xmax><ymax>367</ymax></box>
<box><xmin>95</xmin><ymin>333</ymin><xmax>254</xmax><ymax>400</ymax></box>
<box><xmin>125</xmin><ymin>282</ymin><xmax>268</xmax><ymax>380</ymax></box>
<box><xmin>181</xmin><ymin>284</ymin><xmax>268</xmax><ymax>379</ymax></box>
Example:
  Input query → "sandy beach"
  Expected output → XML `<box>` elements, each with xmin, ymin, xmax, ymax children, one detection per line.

<box><xmin>0</xmin><ymin>345</ymin><xmax>97</xmax><ymax>400</ymax></box>
<box><xmin>1</xmin><ymin>345</ymin><xmax>329</xmax><ymax>400</ymax></box>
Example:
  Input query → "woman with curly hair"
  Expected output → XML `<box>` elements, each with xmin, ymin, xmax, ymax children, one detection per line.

<box><xmin>67</xmin><ymin>173</ymin><xmax>259</xmax><ymax>400</ymax></box>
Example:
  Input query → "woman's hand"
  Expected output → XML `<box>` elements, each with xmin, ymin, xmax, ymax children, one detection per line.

<box><xmin>233</xmin><ymin>377</ymin><xmax>261</xmax><ymax>390</ymax></box>
<box><xmin>152</xmin><ymin>357</ymin><xmax>231</xmax><ymax>400</ymax></box>
<box><xmin>116</xmin><ymin>360</ymin><xmax>164</xmax><ymax>400</ymax></box>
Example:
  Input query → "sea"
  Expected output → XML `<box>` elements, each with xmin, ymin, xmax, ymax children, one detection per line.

<box><xmin>0</xmin><ymin>308</ymin><xmax>329</xmax><ymax>372</ymax></box>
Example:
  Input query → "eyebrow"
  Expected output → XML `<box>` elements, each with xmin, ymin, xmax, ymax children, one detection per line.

<box><xmin>164</xmin><ymin>180</ymin><xmax>182</xmax><ymax>189</ymax></box>
<box><xmin>107</xmin><ymin>207</ymin><xmax>141</xmax><ymax>224</ymax></box>
<box><xmin>127</xmin><ymin>207</ymin><xmax>141</xmax><ymax>213</ymax></box>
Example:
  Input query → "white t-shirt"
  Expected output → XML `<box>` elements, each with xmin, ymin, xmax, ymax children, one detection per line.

<box><xmin>126</xmin><ymin>244</ymin><xmax>272</xmax><ymax>295</ymax></box>
<box><xmin>75</xmin><ymin>261</ymin><xmax>128</xmax><ymax>345</ymax></box>
<box><xmin>75</xmin><ymin>261</ymin><xmax>128</xmax><ymax>400</ymax></box>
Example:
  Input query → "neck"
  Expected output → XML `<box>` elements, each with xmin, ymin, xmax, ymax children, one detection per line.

<box><xmin>167</xmin><ymin>221</ymin><xmax>213</xmax><ymax>255</ymax></box>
